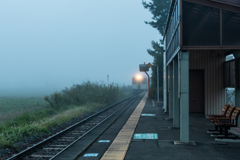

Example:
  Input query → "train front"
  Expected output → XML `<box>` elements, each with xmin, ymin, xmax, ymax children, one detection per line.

<box><xmin>132</xmin><ymin>74</ymin><xmax>147</xmax><ymax>92</ymax></box>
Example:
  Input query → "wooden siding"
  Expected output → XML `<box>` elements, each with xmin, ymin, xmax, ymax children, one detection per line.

<box><xmin>189</xmin><ymin>50</ymin><xmax>226</xmax><ymax>115</ymax></box>
<box><xmin>189</xmin><ymin>70</ymin><xmax>204</xmax><ymax>113</ymax></box>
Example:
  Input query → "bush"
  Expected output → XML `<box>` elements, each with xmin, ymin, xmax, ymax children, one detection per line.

<box><xmin>44</xmin><ymin>81</ymin><xmax>125</xmax><ymax>109</ymax></box>
<box><xmin>0</xmin><ymin>82</ymin><xmax>130</xmax><ymax>150</ymax></box>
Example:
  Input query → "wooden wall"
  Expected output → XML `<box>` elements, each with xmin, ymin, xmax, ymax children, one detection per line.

<box><xmin>189</xmin><ymin>50</ymin><xmax>226</xmax><ymax>115</ymax></box>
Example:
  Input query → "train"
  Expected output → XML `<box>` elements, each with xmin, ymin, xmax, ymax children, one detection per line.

<box><xmin>132</xmin><ymin>74</ymin><xmax>147</xmax><ymax>91</ymax></box>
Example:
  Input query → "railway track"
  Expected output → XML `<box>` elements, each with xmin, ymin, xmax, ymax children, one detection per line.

<box><xmin>7</xmin><ymin>94</ymin><xmax>142</xmax><ymax>160</ymax></box>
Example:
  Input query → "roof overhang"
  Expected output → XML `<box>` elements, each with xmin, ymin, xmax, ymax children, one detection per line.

<box><xmin>163</xmin><ymin>0</ymin><xmax>240</xmax><ymax>40</ymax></box>
<box><xmin>210</xmin><ymin>0</ymin><xmax>240</xmax><ymax>8</ymax></box>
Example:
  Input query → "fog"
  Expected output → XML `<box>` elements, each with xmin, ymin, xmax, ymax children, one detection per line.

<box><xmin>0</xmin><ymin>0</ymin><xmax>161</xmax><ymax>97</ymax></box>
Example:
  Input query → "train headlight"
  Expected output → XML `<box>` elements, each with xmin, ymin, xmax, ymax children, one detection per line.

<box><xmin>136</xmin><ymin>75</ymin><xmax>142</xmax><ymax>80</ymax></box>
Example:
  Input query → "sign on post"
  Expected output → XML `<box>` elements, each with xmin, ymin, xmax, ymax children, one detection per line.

<box><xmin>139</xmin><ymin>62</ymin><xmax>159</xmax><ymax>102</ymax></box>
<box><xmin>147</xmin><ymin>63</ymin><xmax>152</xmax><ymax>68</ymax></box>
<box><xmin>139</xmin><ymin>64</ymin><xmax>149</xmax><ymax>72</ymax></box>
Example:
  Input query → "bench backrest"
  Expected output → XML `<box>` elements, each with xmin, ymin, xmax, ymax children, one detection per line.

<box><xmin>226</xmin><ymin>106</ymin><xmax>235</xmax><ymax>118</ymax></box>
<box><xmin>231</xmin><ymin>107</ymin><xmax>240</xmax><ymax>125</ymax></box>
<box><xmin>221</xmin><ymin>104</ymin><xmax>230</xmax><ymax>115</ymax></box>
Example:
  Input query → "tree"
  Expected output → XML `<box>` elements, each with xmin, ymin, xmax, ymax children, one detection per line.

<box><xmin>142</xmin><ymin>0</ymin><xmax>170</xmax><ymax>37</ymax></box>
<box><xmin>147</xmin><ymin>41</ymin><xmax>164</xmax><ymax>100</ymax></box>
<box><xmin>142</xmin><ymin>0</ymin><xmax>170</xmax><ymax>100</ymax></box>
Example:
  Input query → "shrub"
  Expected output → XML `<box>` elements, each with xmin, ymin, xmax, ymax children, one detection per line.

<box><xmin>44</xmin><ymin>81</ymin><xmax>126</xmax><ymax>109</ymax></box>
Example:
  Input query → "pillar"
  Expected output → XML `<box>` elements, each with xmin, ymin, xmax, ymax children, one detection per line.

<box><xmin>168</xmin><ymin>62</ymin><xmax>173</xmax><ymax>119</ymax></box>
<box><xmin>179</xmin><ymin>51</ymin><xmax>189</xmax><ymax>143</ymax></box>
<box><xmin>163</xmin><ymin>51</ymin><xmax>167</xmax><ymax>112</ymax></box>
<box><xmin>234</xmin><ymin>53</ymin><xmax>240</xmax><ymax>107</ymax></box>
<box><xmin>233</xmin><ymin>52</ymin><xmax>240</xmax><ymax>127</ymax></box>
<box><xmin>173</xmin><ymin>56</ymin><xmax>180</xmax><ymax>128</ymax></box>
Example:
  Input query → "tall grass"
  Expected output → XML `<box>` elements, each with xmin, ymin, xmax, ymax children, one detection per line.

<box><xmin>0</xmin><ymin>97</ymin><xmax>48</xmax><ymax>123</ymax></box>
<box><xmin>44</xmin><ymin>81</ymin><xmax>124</xmax><ymax>108</ymax></box>
<box><xmin>0</xmin><ymin>103</ymin><xmax>100</xmax><ymax>149</ymax></box>
<box><xmin>0</xmin><ymin>81</ymin><xmax>131</xmax><ymax>150</ymax></box>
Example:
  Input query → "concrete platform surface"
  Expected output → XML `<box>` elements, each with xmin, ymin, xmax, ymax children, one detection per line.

<box><xmin>125</xmin><ymin>99</ymin><xmax>240</xmax><ymax>160</ymax></box>
<box><xmin>78</xmin><ymin>97</ymin><xmax>240</xmax><ymax>160</ymax></box>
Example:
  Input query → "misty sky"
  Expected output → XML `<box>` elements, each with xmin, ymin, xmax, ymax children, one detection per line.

<box><xmin>0</xmin><ymin>0</ymin><xmax>161</xmax><ymax>96</ymax></box>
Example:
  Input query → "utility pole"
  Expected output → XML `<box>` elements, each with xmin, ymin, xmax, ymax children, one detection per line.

<box><xmin>157</xmin><ymin>65</ymin><xmax>159</xmax><ymax>103</ymax></box>
<box><xmin>139</xmin><ymin>62</ymin><xmax>151</xmax><ymax>99</ymax></box>
<box><xmin>107</xmin><ymin>74</ymin><xmax>109</xmax><ymax>86</ymax></box>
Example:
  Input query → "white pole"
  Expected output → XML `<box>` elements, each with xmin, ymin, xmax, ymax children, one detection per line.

<box><xmin>157</xmin><ymin>65</ymin><xmax>159</xmax><ymax>103</ymax></box>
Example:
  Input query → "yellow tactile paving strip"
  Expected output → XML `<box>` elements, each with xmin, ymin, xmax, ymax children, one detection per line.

<box><xmin>100</xmin><ymin>94</ymin><xmax>147</xmax><ymax>160</ymax></box>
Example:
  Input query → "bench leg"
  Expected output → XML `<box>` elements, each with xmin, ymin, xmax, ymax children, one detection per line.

<box><xmin>224</xmin><ymin>126</ymin><xmax>232</xmax><ymax>138</ymax></box>
<box><xmin>220</xmin><ymin>127</ymin><xmax>223</xmax><ymax>134</ymax></box>
<box><xmin>211</xmin><ymin>126</ymin><xmax>234</xmax><ymax>137</ymax></box>
<box><xmin>207</xmin><ymin>125</ymin><xmax>220</xmax><ymax>133</ymax></box>
<box><xmin>211</xmin><ymin>127</ymin><xmax>225</xmax><ymax>137</ymax></box>
<box><xmin>225</xmin><ymin>127</ymin><xmax>228</xmax><ymax>137</ymax></box>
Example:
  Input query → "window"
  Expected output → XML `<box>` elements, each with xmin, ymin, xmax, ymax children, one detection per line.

<box><xmin>222</xmin><ymin>10</ymin><xmax>240</xmax><ymax>45</ymax></box>
<box><xmin>223</xmin><ymin>60</ymin><xmax>235</xmax><ymax>87</ymax></box>
<box><xmin>182</xmin><ymin>1</ymin><xmax>220</xmax><ymax>46</ymax></box>
<box><xmin>226</xmin><ymin>88</ymin><xmax>235</xmax><ymax>106</ymax></box>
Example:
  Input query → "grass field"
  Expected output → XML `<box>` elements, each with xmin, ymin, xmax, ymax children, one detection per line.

<box><xmin>0</xmin><ymin>96</ymin><xmax>103</xmax><ymax>149</ymax></box>
<box><xmin>0</xmin><ymin>97</ymin><xmax>48</xmax><ymax>123</ymax></box>
<box><xmin>0</xmin><ymin>82</ymin><xmax>131</xmax><ymax>149</ymax></box>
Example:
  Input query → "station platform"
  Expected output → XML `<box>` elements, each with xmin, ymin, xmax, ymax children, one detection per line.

<box><xmin>79</xmin><ymin>94</ymin><xmax>240</xmax><ymax>160</ymax></box>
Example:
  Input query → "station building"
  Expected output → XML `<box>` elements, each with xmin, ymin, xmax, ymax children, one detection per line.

<box><xmin>163</xmin><ymin>0</ymin><xmax>240</xmax><ymax>143</ymax></box>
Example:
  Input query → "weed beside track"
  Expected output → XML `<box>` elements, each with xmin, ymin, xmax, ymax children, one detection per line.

<box><xmin>0</xmin><ymin>81</ymin><xmax>132</xmax><ymax>159</ymax></box>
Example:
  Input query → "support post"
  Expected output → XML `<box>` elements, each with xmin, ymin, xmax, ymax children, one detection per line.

<box><xmin>179</xmin><ymin>51</ymin><xmax>189</xmax><ymax>143</ymax></box>
<box><xmin>157</xmin><ymin>65</ymin><xmax>159</xmax><ymax>103</ymax></box>
<box><xmin>234</xmin><ymin>52</ymin><xmax>240</xmax><ymax>126</ymax></box>
<box><xmin>145</xmin><ymin>71</ymin><xmax>150</xmax><ymax>99</ymax></box>
<box><xmin>234</xmin><ymin>53</ymin><xmax>240</xmax><ymax>107</ymax></box>
<box><xmin>168</xmin><ymin>62</ymin><xmax>173</xmax><ymax>119</ymax></box>
<box><xmin>173</xmin><ymin>56</ymin><xmax>180</xmax><ymax>128</ymax></box>
<box><xmin>163</xmin><ymin>49</ymin><xmax>167</xmax><ymax>112</ymax></box>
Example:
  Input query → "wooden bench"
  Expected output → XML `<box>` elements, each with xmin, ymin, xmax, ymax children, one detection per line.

<box><xmin>206</xmin><ymin>104</ymin><xmax>230</xmax><ymax>120</ymax></box>
<box><xmin>212</xmin><ymin>107</ymin><xmax>240</xmax><ymax>138</ymax></box>
<box><xmin>209</xmin><ymin>106</ymin><xmax>235</xmax><ymax>122</ymax></box>
<box><xmin>207</xmin><ymin>106</ymin><xmax>235</xmax><ymax>133</ymax></box>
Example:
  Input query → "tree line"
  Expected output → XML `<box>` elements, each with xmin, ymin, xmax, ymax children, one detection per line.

<box><xmin>142</xmin><ymin>0</ymin><xmax>170</xmax><ymax>100</ymax></box>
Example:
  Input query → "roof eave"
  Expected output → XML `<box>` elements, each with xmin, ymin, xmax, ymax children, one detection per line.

<box><xmin>163</xmin><ymin>0</ymin><xmax>176</xmax><ymax>40</ymax></box>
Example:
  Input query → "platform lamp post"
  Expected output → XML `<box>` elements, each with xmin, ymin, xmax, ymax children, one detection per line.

<box><xmin>139</xmin><ymin>62</ymin><xmax>152</xmax><ymax>99</ymax></box>
<box><xmin>139</xmin><ymin>63</ymin><xmax>149</xmax><ymax>98</ymax></box>
<box><xmin>139</xmin><ymin>63</ymin><xmax>159</xmax><ymax>101</ymax></box>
